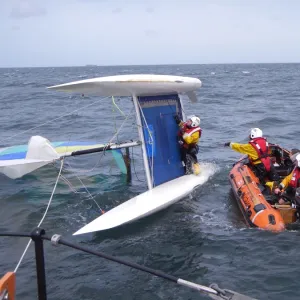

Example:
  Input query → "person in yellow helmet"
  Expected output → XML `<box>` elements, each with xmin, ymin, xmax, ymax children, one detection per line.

<box><xmin>174</xmin><ymin>114</ymin><xmax>201</xmax><ymax>175</ymax></box>
<box><xmin>224</xmin><ymin>127</ymin><xmax>279</xmax><ymax>183</ymax></box>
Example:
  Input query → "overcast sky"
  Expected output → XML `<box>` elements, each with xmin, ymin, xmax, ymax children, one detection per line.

<box><xmin>1</xmin><ymin>0</ymin><xmax>300</xmax><ymax>67</ymax></box>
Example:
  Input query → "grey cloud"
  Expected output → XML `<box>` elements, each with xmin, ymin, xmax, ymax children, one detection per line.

<box><xmin>144</xmin><ymin>29</ymin><xmax>158</xmax><ymax>37</ymax></box>
<box><xmin>112</xmin><ymin>8</ymin><xmax>123</xmax><ymax>14</ymax></box>
<box><xmin>10</xmin><ymin>0</ymin><xmax>46</xmax><ymax>19</ymax></box>
<box><xmin>78</xmin><ymin>0</ymin><xmax>108</xmax><ymax>2</ymax></box>
<box><xmin>145</xmin><ymin>7</ymin><xmax>155</xmax><ymax>14</ymax></box>
<box><xmin>11</xmin><ymin>25</ymin><xmax>21</xmax><ymax>31</ymax></box>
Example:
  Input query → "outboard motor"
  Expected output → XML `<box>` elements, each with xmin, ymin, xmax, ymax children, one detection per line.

<box><xmin>291</xmin><ymin>149</ymin><xmax>300</xmax><ymax>155</ymax></box>
<box><xmin>291</xmin><ymin>151</ymin><xmax>300</xmax><ymax>164</ymax></box>
<box><xmin>294</xmin><ymin>187</ymin><xmax>300</xmax><ymax>207</ymax></box>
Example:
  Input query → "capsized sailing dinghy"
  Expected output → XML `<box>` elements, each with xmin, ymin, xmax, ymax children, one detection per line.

<box><xmin>48</xmin><ymin>74</ymin><xmax>216</xmax><ymax>235</ymax></box>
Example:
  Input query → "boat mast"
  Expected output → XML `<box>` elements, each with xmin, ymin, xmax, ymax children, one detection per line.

<box><xmin>178</xmin><ymin>94</ymin><xmax>186</xmax><ymax>121</ymax></box>
<box><xmin>132</xmin><ymin>95</ymin><xmax>153</xmax><ymax>190</ymax></box>
<box><xmin>63</xmin><ymin>141</ymin><xmax>141</xmax><ymax>157</ymax></box>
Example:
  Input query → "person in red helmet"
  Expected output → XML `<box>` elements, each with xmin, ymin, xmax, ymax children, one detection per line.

<box><xmin>174</xmin><ymin>114</ymin><xmax>201</xmax><ymax>175</ymax></box>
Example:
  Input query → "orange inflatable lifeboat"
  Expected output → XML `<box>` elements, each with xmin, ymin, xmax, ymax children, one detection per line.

<box><xmin>229</xmin><ymin>144</ymin><xmax>298</xmax><ymax>232</ymax></box>
<box><xmin>0</xmin><ymin>272</ymin><xmax>15</xmax><ymax>300</ymax></box>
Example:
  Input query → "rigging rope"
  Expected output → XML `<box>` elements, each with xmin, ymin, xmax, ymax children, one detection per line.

<box><xmin>14</xmin><ymin>159</ymin><xmax>65</xmax><ymax>273</ymax></box>
<box><xmin>112</xmin><ymin>97</ymin><xmax>119</xmax><ymax>144</ymax></box>
<box><xmin>111</xmin><ymin>96</ymin><xmax>126</xmax><ymax>117</ymax></box>
<box><xmin>67</xmin><ymin>168</ymin><xmax>104</xmax><ymax>213</ymax></box>
<box><xmin>55</xmin><ymin>104</ymin><xmax>135</xmax><ymax>213</ymax></box>
<box><xmin>62</xmin><ymin>107</ymin><xmax>135</xmax><ymax>175</ymax></box>
<box><xmin>60</xmin><ymin>175</ymin><xmax>83</xmax><ymax>194</ymax></box>
<box><xmin>60</xmin><ymin>174</ymin><xmax>94</xmax><ymax>196</ymax></box>
<box><xmin>0</xmin><ymin>96</ymin><xmax>111</xmax><ymax>145</ymax></box>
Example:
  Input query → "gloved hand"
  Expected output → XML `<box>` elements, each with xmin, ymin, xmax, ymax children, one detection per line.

<box><xmin>224</xmin><ymin>142</ymin><xmax>231</xmax><ymax>147</ymax></box>
<box><xmin>174</xmin><ymin>115</ymin><xmax>181</xmax><ymax>124</ymax></box>
<box><xmin>274</xmin><ymin>188</ymin><xmax>281</xmax><ymax>195</ymax></box>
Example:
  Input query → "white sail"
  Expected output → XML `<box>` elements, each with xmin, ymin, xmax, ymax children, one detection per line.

<box><xmin>0</xmin><ymin>136</ymin><xmax>59</xmax><ymax>179</ymax></box>
<box><xmin>0</xmin><ymin>136</ymin><xmax>138</xmax><ymax>179</ymax></box>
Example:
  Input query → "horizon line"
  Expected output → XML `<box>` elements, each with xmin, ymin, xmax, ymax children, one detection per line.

<box><xmin>1</xmin><ymin>61</ymin><xmax>300</xmax><ymax>69</ymax></box>
<box><xmin>0</xmin><ymin>61</ymin><xmax>300</xmax><ymax>69</ymax></box>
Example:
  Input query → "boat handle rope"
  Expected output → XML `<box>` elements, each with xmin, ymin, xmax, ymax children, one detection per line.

<box><xmin>13</xmin><ymin>159</ymin><xmax>64</xmax><ymax>273</ymax></box>
<box><xmin>0</xmin><ymin>229</ymin><xmax>257</xmax><ymax>300</ymax></box>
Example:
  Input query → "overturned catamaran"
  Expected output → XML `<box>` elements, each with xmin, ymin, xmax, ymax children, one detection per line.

<box><xmin>1</xmin><ymin>74</ymin><xmax>215</xmax><ymax>235</ymax></box>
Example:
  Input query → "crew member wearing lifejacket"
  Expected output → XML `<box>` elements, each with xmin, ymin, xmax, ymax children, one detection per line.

<box><xmin>274</xmin><ymin>154</ymin><xmax>300</xmax><ymax>204</ymax></box>
<box><xmin>224</xmin><ymin>128</ymin><xmax>279</xmax><ymax>183</ymax></box>
<box><xmin>174</xmin><ymin>114</ymin><xmax>201</xmax><ymax>175</ymax></box>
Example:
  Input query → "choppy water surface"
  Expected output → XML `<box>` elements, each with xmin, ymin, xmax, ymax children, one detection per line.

<box><xmin>0</xmin><ymin>63</ymin><xmax>300</xmax><ymax>300</ymax></box>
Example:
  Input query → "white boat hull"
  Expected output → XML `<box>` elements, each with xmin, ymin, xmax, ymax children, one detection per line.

<box><xmin>48</xmin><ymin>74</ymin><xmax>202</xmax><ymax>97</ymax></box>
<box><xmin>73</xmin><ymin>164</ymin><xmax>215</xmax><ymax>235</ymax></box>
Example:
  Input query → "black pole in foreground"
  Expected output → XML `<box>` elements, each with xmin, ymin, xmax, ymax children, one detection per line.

<box><xmin>0</xmin><ymin>229</ymin><xmax>257</xmax><ymax>300</ymax></box>
<box><xmin>31</xmin><ymin>228</ymin><xmax>47</xmax><ymax>300</ymax></box>
<box><xmin>43</xmin><ymin>233</ymin><xmax>257</xmax><ymax>300</ymax></box>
